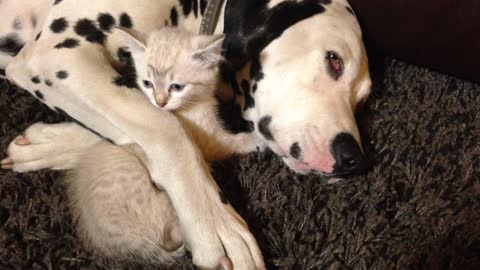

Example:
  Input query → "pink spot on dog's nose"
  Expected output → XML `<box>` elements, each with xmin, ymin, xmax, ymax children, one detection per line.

<box><xmin>305</xmin><ymin>154</ymin><xmax>335</xmax><ymax>174</ymax></box>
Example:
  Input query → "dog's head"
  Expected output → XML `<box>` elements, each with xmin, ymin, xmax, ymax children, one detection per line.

<box><xmin>224</xmin><ymin>0</ymin><xmax>371</xmax><ymax>177</ymax></box>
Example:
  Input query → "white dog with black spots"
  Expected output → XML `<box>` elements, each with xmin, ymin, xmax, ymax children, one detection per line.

<box><xmin>0</xmin><ymin>0</ymin><xmax>371</xmax><ymax>269</ymax></box>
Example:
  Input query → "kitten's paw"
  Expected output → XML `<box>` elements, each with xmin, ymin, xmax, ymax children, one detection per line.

<box><xmin>1</xmin><ymin>122</ymin><xmax>102</xmax><ymax>172</ymax></box>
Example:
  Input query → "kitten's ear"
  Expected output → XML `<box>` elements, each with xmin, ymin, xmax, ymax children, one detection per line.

<box><xmin>193</xmin><ymin>34</ymin><xmax>225</xmax><ymax>67</ymax></box>
<box><xmin>116</xmin><ymin>27</ymin><xmax>148</xmax><ymax>53</ymax></box>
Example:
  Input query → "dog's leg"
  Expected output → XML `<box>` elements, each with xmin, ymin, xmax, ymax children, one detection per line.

<box><xmin>6</xmin><ymin>43</ymin><xmax>264</xmax><ymax>269</ymax></box>
<box><xmin>1</xmin><ymin>122</ymin><xmax>104</xmax><ymax>172</ymax></box>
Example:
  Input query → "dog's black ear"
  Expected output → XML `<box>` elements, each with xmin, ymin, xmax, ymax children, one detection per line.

<box><xmin>222</xmin><ymin>0</ymin><xmax>332</xmax><ymax>67</ymax></box>
<box><xmin>222</xmin><ymin>0</ymin><xmax>266</xmax><ymax>67</ymax></box>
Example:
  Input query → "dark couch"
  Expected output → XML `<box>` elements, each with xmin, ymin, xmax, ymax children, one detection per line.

<box><xmin>350</xmin><ymin>0</ymin><xmax>480</xmax><ymax>83</ymax></box>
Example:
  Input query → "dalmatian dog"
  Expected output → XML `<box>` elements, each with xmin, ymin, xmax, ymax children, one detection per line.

<box><xmin>0</xmin><ymin>0</ymin><xmax>371</xmax><ymax>269</ymax></box>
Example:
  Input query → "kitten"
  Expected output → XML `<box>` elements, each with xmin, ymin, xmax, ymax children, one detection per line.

<box><xmin>65</xmin><ymin>28</ymin><xmax>260</xmax><ymax>265</ymax></box>
<box><xmin>118</xmin><ymin>27</ymin><xmax>259</xmax><ymax>161</ymax></box>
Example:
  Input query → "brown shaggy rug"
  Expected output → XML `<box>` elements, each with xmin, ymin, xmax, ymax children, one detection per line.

<box><xmin>1</xmin><ymin>54</ymin><xmax>479</xmax><ymax>269</ymax></box>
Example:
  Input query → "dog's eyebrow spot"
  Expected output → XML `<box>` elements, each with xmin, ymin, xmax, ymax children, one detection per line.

<box><xmin>258</xmin><ymin>115</ymin><xmax>274</xmax><ymax>141</ymax></box>
<box><xmin>290</xmin><ymin>142</ymin><xmax>302</xmax><ymax>160</ymax></box>
<box><xmin>50</xmin><ymin>17</ymin><xmax>68</xmax><ymax>33</ymax></box>
<box><xmin>54</xmin><ymin>0</ymin><xmax>63</xmax><ymax>5</ymax></box>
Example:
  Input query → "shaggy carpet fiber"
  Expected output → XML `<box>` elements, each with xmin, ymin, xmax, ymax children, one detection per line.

<box><xmin>0</xmin><ymin>54</ymin><xmax>479</xmax><ymax>269</ymax></box>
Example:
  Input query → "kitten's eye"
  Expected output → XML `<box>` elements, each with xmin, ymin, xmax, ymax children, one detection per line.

<box><xmin>143</xmin><ymin>80</ymin><xmax>153</xmax><ymax>88</ymax></box>
<box><xmin>169</xmin><ymin>83</ymin><xmax>185</xmax><ymax>92</ymax></box>
<box><xmin>326</xmin><ymin>51</ymin><xmax>343</xmax><ymax>80</ymax></box>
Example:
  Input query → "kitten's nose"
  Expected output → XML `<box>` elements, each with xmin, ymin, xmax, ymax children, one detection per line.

<box><xmin>155</xmin><ymin>95</ymin><xmax>168</xmax><ymax>108</ymax></box>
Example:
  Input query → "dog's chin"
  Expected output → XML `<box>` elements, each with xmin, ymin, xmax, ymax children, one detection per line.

<box><xmin>281</xmin><ymin>157</ymin><xmax>346</xmax><ymax>183</ymax></box>
<box><xmin>281</xmin><ymin>157</ymin><xmax>315</xmax><ymax>175</ymax></box>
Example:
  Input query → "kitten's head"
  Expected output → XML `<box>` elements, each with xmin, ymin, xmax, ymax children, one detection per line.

<box><xmin>117</xmin><ymin>27</ymin><xmax>224</xmax><ymax>111</ymax></box>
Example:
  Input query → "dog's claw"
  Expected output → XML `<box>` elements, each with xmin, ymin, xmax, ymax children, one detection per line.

<box><xmin>218</xmin><ymin>256</ymin><xmax>233</xmax><ymax>270</ymax></box>
<box><xmin>1</xmin><ymin>157</ymin><xmax>13</xmax><ymax>165</ymax></box>
<box><xmin>14</xmin><ymin>136</ymin><xmax>31</xmax><ymax>146</ymax></box>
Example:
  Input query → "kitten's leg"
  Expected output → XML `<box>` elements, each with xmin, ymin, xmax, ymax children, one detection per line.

<box><xmin>1</xmin><ymin>122</ymin><xmax>103</xmax><ymax>172</ymax></box>
<box><xmin>68</xmin><ymin>142</ymin><xmax>183</xmax><ymax>262</ymax></box>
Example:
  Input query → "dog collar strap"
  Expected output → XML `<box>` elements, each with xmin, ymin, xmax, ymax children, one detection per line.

<box><xmin>199</xmin><ymin>0</ymin><xmax>224</xmax><ymax>35</ymax></box>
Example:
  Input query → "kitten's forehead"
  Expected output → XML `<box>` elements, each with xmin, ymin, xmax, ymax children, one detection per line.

<box><xmin>146</xmin><ymin>28</ymin><xmax>196</xmax><ymax>67</ymax></box>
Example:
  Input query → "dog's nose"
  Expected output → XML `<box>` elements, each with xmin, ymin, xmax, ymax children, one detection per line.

<box><xmin>330</xmin><ymin>133</ymin><xmax>367</xmax><ymax>175</ymax></box>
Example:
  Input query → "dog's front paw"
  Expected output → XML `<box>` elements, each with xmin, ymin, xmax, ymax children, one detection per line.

<box><xmin>1</xmin><ymin>122</ymin><xmax>101</xmax><ymax>172</ymax></box>
<box><xmin>187</xmin><ymin>201</ymin><xmax>265</xmax><ymax>270</ymax></box>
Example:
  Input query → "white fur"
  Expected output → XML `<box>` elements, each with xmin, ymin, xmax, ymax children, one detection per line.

<box><xmin>0</xmin><ymin>0</ymin><xmax>371</xmax><ymax>268</ymax></box>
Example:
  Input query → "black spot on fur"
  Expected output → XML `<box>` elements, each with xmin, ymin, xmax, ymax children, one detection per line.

<box><xmin>227</xmin><ymin>71</ymin><xmax>242</xmax><ymax>95</ymax></box>
<box><xmin>290</xmin><ymin>142</ymin><xmax>302</xmax><ymax>159</ymax></box>
<box><xmin>0</xmin><ymin>34</ymin><xmax>24</xmax><ymax>56</ymax></box>
<box><xmin>215</xmin><ymin>95</ymin><xmax>254</xmax><ymax>134</ymax></box>
<box><xmin>252</xmin><ymin>83</ymin><xmax>258</xmax><ymax>93</ymax></box>
<box><xmin>12</xmin><ymin>17</ymin><xmax>22</xmax><ymax>30</ymax></box>
<box><xmin>223</xmin><ymin>0</ymin><xmax>331</xmax><ymax>64</ymax></box>
<box><xmin>112</xmin><ymin>75</ymin><xmax>137</xmax><ymax>89</ymax></box>
<box><xmin>45</xmin><ymin>80</ymin><xmax>53</xmax><ymax>87</ymax></box>
<box><xmin>117</xmin><ymin>47</ymin><xmax>132</xmax><ymax>63</ymax></box>
<box><xmin>170</xmin><ymin>7</ymin><xmax>179</xmax><ymax>26</ymax></box>
<box><xmin>240</xmin><ymin>79</ymin><xmax>250</xmax><ymax>95</ymax></box>
<box><xmin>258</xmin><ymin>115</ymin><xmax>274</xmax><ymax>141</ymax></box>
<box><xmin>114</xmin><ymin>48</ymin><xmax>137</xmax><ymax>88</ymax></box>
<box><xmin>0</xmin><ymin>69</ymin><xmax>5</xmax><ymax>77</ymax></box>
<box><xmin>219</xmin><ymin>190</ymin><xmax>229</xmax><ymax>204</ymax></box>
<box><xmin>35</xmin><ymin>32</ymin><xmax>42</xmax><ymax>41</ymax></box>
<box><xmin>74</xmin><ymin>18</ymin><xmax>106</xmax><ymax>44</ymax></box>
<box><xmin>97</xmin><ymin>13</ymin><xmax>116</xmax><ymax>32</ymax></box>
<box><xmin>346</xmin><ymin>6</ymin><xmax>355</xmax><ymax>15</ymax></box>
<box><xmin>250</xmin><ymin>57</ymin><xmax>264</xmax><ymax>82</ymax></box>
<box><xmin>54</xmin><ymin>0</ymin><xmax>63</xmax><ymax>5</ymax></box>
<box><xmin>178</xmin><ymin>0</ymin><xmax>192</xmax><ymax>16</ymax></box>
<box><xmin>34</xmin><ymin>90</ymin><xmax>44</xmax><ymax>100</ymax></box>
<box><xmin>193</xmin><ymin>0</ymin><xmax>199</xmax><ymax>17</ymax></box>
<box><xmin>50</xmin><ymin>17</ymin><xmax>68</xmax><ymax>33</ymax></box>
<box><xmin>119</xmin><ymin>13</ymin><xmax>133</xmax><ymax>28</ymax></box>
<box><xmin>31</xmin><ymin>76</ymin><xmax>41</xmax><ymax>84</ymax></box>
<box><xmin>241</xmin><ymin>79</ymin><xmax>255</xmax><ymax>110</ymax></box>
<box><xmin>200</xmin><ymin>0</ymin><xmax>207</xmax><ymax>14</ymax></box>
<box><xmin>56</xmin><ymin>70</ymin><xmax>68</xmax><ymax>79</ymax></box>
<box><xmin>54</xmin><ymin>38</ymin><xmax>80</xmax><ymax>49</ymax></box>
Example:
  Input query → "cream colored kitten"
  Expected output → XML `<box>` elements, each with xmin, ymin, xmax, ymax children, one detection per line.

<box><xmin>66</xmin><ymin>28</ymin><xmax>260</xmax><ymax>265</ymax></box>
<box><xmin>119</xmin><ymin>27</ymin><xmax>259</xmax><ymax>161</ymax></box>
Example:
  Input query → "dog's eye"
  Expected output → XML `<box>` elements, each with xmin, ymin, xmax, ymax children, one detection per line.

<box><xmin>143</xmin><ymin>80</ymin><xmax>153</xmax><ymax>88</ymax></box>
<box><xmin>326</xmin><ymin>51</ymin><xmax>343</xmax><ymax>80</ymax></box>
<box><xmin>169</xmin><ymin>83</ymin><xmax>185</xmax><ymax>92</ymax></box>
